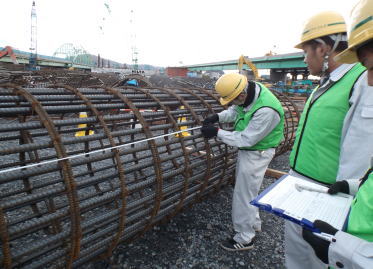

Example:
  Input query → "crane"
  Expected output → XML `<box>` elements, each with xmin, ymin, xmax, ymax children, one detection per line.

<box><xmin>130</xmin><ymin>9</ymin><xmax>139</xmax><ymax>71</ymax></box>
<box><xmin>0</xmin><ymin>46</ymin><xmax>19</xmax><ymax>64</ymax></box>
<box><xmin>238</xmin><ymin>55</ymin><xmax>260</xmax><ymax>80</ymax></box>
<box><xmin>29</xmin><ymin>1</ymin><xmax>37</xmax><ymax>70</ymax></box>
<box><xmin>97</xmin><ymin>1</ymin><xmax>112</xmax><ymax>68</ymax></box>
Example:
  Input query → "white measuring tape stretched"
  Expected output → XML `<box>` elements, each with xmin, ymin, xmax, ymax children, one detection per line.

<box><xmin>0</xmin><ymin>126</ymin><xmax>202</xmax><ymax>175</ymax></box>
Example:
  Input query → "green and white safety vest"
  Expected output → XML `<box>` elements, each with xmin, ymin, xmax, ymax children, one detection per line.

<box><xmin>234</xmin><ymin>83</ymin><xmax>284</xmax><ymax>150</ymax></box>
<box><xmin>289</xmin><ymin>63</ymin><xmax>366</xmax><ymax>184</ymax></box>
<box><xmin>347</xmin><ymin>170</ymin><xmax>373</xmax><ymax>242</ymax></box>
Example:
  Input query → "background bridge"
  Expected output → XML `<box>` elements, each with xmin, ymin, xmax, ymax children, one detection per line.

<box><xmin>183</xmin><ymin>52</ymin><xmax>308</xmax><ymax>81</ymax></box>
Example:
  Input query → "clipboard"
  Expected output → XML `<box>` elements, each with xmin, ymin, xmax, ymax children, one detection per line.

<box><xmin>250</xmin><ymin>175</ymin><xmax>354</xmax><ymax>232</ymax></box>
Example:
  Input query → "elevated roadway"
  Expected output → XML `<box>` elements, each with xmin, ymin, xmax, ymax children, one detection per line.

<box><xmin>0</xmin><ymin>47</ymin><xmax>92</xmax><ymax>70</ymax></box>
<box><xmin>184</xmin><ymin>52</ymin><xmax>308</xmax><ymax>81</ymax></box>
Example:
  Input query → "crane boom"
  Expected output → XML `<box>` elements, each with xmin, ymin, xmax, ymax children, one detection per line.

<box><xmin>238</xmin><ymin>55</ymin><xmax>260</xmax><ymax>80</ymax></box>
<box><xmin>0</xmin><ymin>46</ymin><xmax>19</xmax><ymax>64</ymax></box>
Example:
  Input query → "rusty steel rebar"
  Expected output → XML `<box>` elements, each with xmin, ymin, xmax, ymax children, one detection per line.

<box><xmin>0</xmin><ymin>83</ymin><xmax>299</xmax><ymax>268</ymax></box>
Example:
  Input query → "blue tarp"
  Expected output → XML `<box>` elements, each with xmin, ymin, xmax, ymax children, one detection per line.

<box><xmin>125</xmin><ymin>79</ymin><xmax>139</xmax><ymax>86</ymax></box>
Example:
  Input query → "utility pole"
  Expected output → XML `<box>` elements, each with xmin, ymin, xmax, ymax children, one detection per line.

<box><xmin>29</xmin><ymin>1</ymin><xmax>37</xmax><ymax>70</ymax></box>
<box><xmin>130</xmin><ymin>9</ymin><xmax>139</xmax><ymax>71</ymax></box>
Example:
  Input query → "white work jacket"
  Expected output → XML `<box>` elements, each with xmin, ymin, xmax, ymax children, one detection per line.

<box><xmin>216</xmin><ymin>83</ymin><xmax>281</xmax><ymax>148</ymax></box>
<box><xmin>329</xmin><ymin>230</ymin><xmax>373</xmax><ymax>269</ymax></box>
<box><xmin>338</xmin><ymin>71</ymin><xmax>373</xmax><ymax>179</ymax></box>
<box><xmin>327</xmin><ymin>175</ymin><xmax>373</xmax><ymax>268</ymax></box>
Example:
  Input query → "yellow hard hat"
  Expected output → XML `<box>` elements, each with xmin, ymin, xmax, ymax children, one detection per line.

<box><xmin>215</xmin><ymin>73</ymin><xmax>248</xmax><ymax>105</ymax></box>
<box><xmin>335</xmin><ymin>0</ymin><xmax>373</xmax><ymax>63</ymax></box>
<box><xmin>295</xmin><ymin>11</ymin><xmax>347</xmax><ymax>49</ymax></box>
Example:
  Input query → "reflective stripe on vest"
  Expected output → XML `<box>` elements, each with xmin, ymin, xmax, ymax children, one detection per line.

<box><xmin>234</xmin><ymin>83</ymin><xmax>284</xmax><ymax>150</ymax></box>
<box><xmin>347</xmin><ymin>171</ymin><xmax>373</xmax><ymax>242</ymax></box>
<box><xmin>289</xmin><ymin>63</ymin><xmax>366</xmax><ymax>184</ymax></box>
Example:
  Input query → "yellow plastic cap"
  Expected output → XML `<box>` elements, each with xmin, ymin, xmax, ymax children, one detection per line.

<box><xmin>335</xmin><ymin>0</ymin><xmax>373</xmax><ymax>63</ymax></box>
<box><xmin>215</xmin><ymin>73</ymin><xmax>248</xmax><ymax>106</ymax></box>
<box><xmin>295</xmin><ymin>11</ymin><xmax>347</xmax><ymax>49</ymax></box>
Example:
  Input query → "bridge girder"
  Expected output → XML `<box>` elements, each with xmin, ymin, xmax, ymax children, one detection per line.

<box><xmin>186</xmin><ymin>52</ymin><xmax>306</xmax><ymax>72</ymax></box>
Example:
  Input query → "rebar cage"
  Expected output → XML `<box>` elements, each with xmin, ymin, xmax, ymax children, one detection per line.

<box><xmin>0</xmin><ymin>83</ymin><xmax>298</xmax><ymax>268</ymax></box>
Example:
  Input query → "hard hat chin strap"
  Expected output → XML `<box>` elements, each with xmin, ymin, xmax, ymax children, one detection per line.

<box><xmin>330</xmin><ymin>34</ymin><xmax>343</xmax><ymax>52</ymax></box>
<box><xmin>314</xmin><ymin>33</ymin><xmax>344</xmax><ymax>77</ymax></box>
<box><xmin>314</xmin><ymin>38</ymin><xmax>329</xmax><ymax>77</ymax></box>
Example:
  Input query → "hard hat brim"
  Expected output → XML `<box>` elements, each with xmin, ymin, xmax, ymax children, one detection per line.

<box><xmin>219</xmin><ymin>85</ymin><xmax>246</xmax><ymax>106</ymax></box>
<box><xmin>334</xmin><ymin>47</ymin><xmax>359</xmax><ymax>64</ymax></box>
<box><xmin>294</xmin><ymin>42</ymin><xmax>303</xmax><ymax>50</ymax></box>
<box><xmin>219</xmin><ymin>96</ymin><xmax>231</xmax><ymax>106</ymax></box>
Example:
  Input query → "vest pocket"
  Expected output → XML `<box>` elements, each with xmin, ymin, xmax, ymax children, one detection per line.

<box><xmin>361</xmin><ymin>105</ymin><xmax>373</xmax><ymax>118</ymax></box>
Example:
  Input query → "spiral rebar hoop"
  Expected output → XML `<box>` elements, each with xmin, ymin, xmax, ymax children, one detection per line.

<box><xmin>0</xmin><ymin>83</ymin><xmax>298</xmax><ymax>268</ymax></box>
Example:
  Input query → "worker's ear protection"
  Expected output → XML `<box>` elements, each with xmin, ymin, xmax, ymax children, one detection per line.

<box><xmin>240</xmin><ymin>81</ymin><xmax>256</xmax><ymax>107</ymax></box>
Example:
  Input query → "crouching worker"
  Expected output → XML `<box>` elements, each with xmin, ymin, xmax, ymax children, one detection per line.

<box><xmin>201</xmin><ymin>73</ymin><xmax>284</xmax><ymax>251</ymax></box>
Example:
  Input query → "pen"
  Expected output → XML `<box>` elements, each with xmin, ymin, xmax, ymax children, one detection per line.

<box><xmin>312</xmin><ymin>232</ymin><xmax>336</xmax><ymax>243</ymax></box>
<box><xmin>295</xmin><ymin>183</ymin><xmax>328</xmax><ymax>193</ymax></box>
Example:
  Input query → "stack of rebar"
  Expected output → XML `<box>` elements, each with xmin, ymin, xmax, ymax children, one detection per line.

<box><xmin>0</xmin><ymin>83</ymin><xmax>299</xmax><ymax>268</ymax></box>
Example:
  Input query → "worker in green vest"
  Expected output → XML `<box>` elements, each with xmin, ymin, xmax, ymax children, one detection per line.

<box><xmin>301</xmin><ymin>1</ymin><xmax>373</xmax><ymax>268</ymax></box>
<box><xmin>303</xmin><ymin>159</ymin><xmax>373</xmax><ymax>268</ymax></box>
<box><xmin>201</xmin><ymin>73</ymin><xmax>284</xmax><ymax>251</ymax></box>
<box><xmin>285</xmin><ymin>10</ymin><xmax>371</xmax><ymax>269</ymax></box>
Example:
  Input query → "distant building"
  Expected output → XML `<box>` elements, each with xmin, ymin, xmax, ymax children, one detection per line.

<box><xmin>166</xmin><ymin>67</ymin><xmax>188</xmax><ymax>77</ymax></box>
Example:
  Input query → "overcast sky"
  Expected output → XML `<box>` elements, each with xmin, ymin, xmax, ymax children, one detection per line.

<box><xmin>1</xmin><ymin>0</ymin><xmax>357</xmax><ymax>67</ymax></box>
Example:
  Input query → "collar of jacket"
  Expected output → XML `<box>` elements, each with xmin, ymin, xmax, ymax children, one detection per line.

<box><xmin>239</xmin><ymin>81</ymin><xmax>259</xmax><ymax>110</ymax></box>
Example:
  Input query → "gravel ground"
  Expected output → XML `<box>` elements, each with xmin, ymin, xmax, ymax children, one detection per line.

<box><xmin>85</xmin><ymin>152</ymin><xmax>291</xmax><ymax>269</ymax></box>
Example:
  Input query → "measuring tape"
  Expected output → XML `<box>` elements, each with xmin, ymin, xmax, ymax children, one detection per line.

<box><xmin>0</xmin><ymin>126</ymin><xmax>202</xmax><ymax>174</ymax></box>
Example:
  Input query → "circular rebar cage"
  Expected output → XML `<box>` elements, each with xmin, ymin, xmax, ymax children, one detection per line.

<box><xmin>0</xmin><ymin>84</ymin><xmax>298</xmax><ymax>268</ymax></box>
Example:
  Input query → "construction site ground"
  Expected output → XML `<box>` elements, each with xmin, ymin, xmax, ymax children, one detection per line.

<box><xmin>85</xmin><ymin>152</ymin><xmax>290</xmax><ymax>269</ymax></box>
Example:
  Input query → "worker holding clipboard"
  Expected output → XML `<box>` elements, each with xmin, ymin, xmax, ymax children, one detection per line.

<box><xmin>302</xmin><ymin>1</ymin><xmax>373</xmax><ymax>267</ymax></box>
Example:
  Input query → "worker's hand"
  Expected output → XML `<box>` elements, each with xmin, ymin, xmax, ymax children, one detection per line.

<box><xmin>328</xmin><ymin>180</ymin><xmax>349</xmax><ymax>194</ymax></box>
<box><xmin>203</xmin><ymin>114</ymin><xmax>219</xmax><ymax>126</ymax></box>
<box><xmin>302</xmin><ymin>220</ymin><xmax>338</xmax><ymax>264</ymax></box>
<box><xmin>201</xmin><ymin>125</ymin><xmax>218</xmax><ymax>139</ymax></box>
<box><xmin>313</xmin><ymin>219</ymin><xmax>338</xmax><ymax>235</ymax></box>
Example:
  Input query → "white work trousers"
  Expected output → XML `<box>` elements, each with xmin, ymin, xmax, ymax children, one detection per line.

<box><xmin>232</xmin><ymin>148</ymin><xmax>275</xmax><ymax>244</ymax></box>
